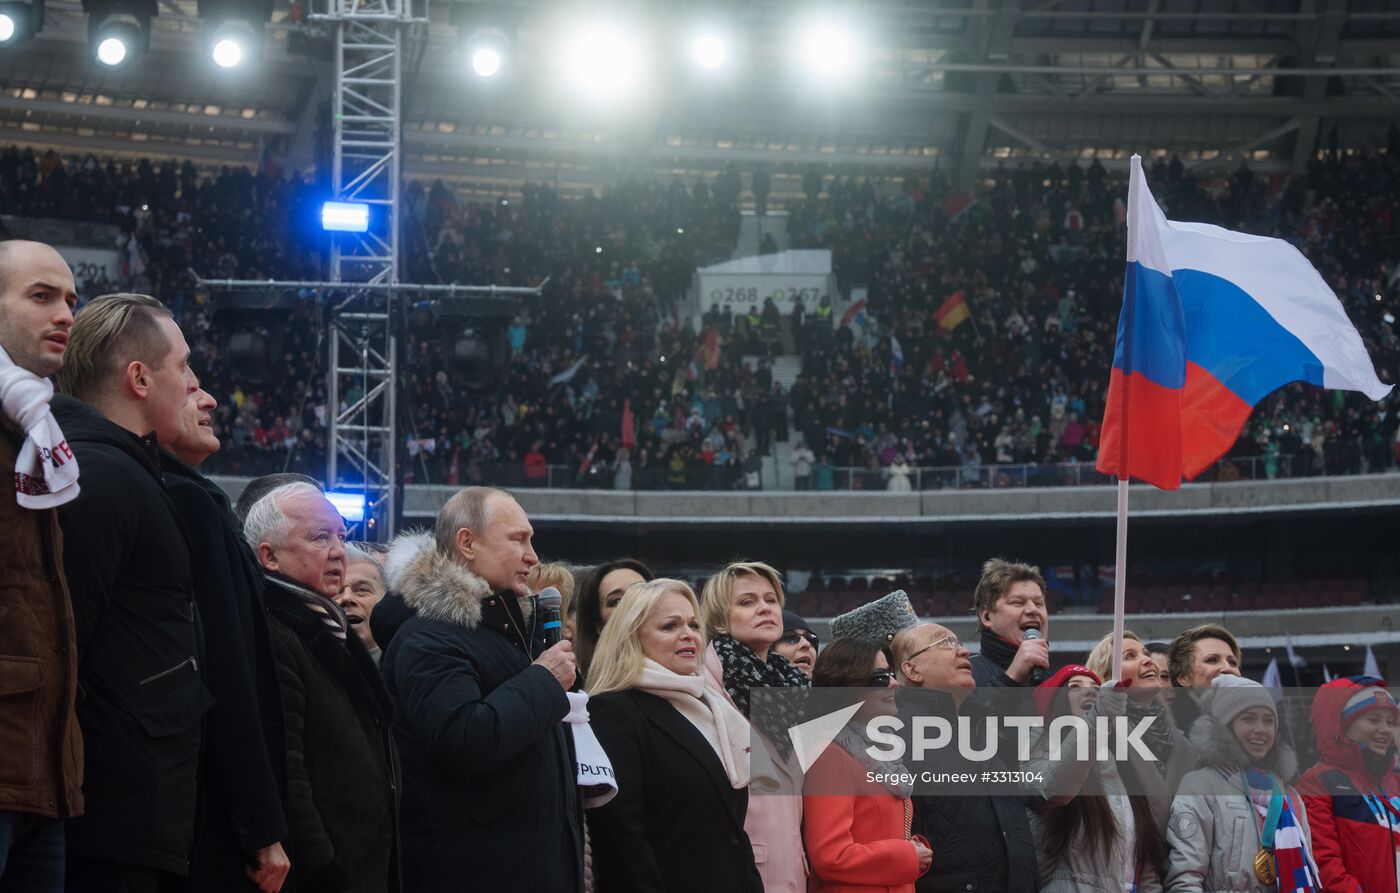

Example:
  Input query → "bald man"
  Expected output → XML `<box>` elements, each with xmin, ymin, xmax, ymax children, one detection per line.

<box><xmin>891</xmin><ymin>624</ymin><xmax>1037</xmax><ymax>893</ymax></box>
<box><xmin>0</xmin><ymin>240</ymin><xmax>81</xmax><ymax>891</ymax></box>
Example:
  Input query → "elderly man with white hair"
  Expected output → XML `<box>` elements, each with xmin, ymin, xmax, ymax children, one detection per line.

<box><xmin>245</xmin><ymin>483</ymin><xmax>400</xmax><ymax>893</ymax></box>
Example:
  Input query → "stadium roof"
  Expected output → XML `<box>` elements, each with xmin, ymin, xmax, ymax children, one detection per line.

<box><xmin>3</xmin><ymin>0</ymin><xmax>1400</xmax><ymax>193</ymax></box>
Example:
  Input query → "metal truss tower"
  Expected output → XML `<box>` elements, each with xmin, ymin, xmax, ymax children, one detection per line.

<box><xmin>317</xmin><ymin>0</ymin><xmax>419</xmax><ymax>539</ymax></box>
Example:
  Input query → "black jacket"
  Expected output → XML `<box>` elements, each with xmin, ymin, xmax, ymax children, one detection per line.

<box><xmin>264</xmin><ymin>572</ymin><xmax>399</xmax><ymax>893</ymax></box>
<box><xmin>587</xmin><ymin>689</ymin><xmax>763</xmax><ymax>893</ymax></box>
<box><xmin>969</xmin><ymin>632</ymin><xmax>1028</xmax><ymax>690</ymax></box>
<box><xmin>381</xmin><ymin>537</ymin><xmax>582</xmax><ymax>893</ymax></box>
<box><xmin>161</xmin><ymin>453</ymin><xmax>290</xmax><ymax>892</ymax></box>
<box><xmin>907</xmin><ymin>692</ymin><xmax>1038</xmax><ymax>893</ymax></box>
<box><xmin>53</xmin><ymin>395</ymin><xmax>213</xmax><ymax>875</ymax></box>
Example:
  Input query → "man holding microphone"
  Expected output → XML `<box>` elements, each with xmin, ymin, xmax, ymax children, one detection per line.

<box><xmin>967</xmin><ymin>559</ymin><xmax>1051</xmax><ymax>688</ymax></box>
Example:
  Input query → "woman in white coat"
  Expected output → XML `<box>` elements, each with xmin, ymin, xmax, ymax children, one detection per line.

<box><xmin>1166</xmin><ymin>676</ymin><xmax>1321</xmax><ymax>893</ymax></box>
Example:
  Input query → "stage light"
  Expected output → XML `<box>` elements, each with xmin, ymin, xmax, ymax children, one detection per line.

<box><xmin>212</xmin><ymin>35</ymin><xmax>240</xmax><ymax>66</ymax></box>
<box><xmin>199</xmin><ymin>0</ymin><xmax>269</xmax><ymax>71</ymax></box>
<box><xmin>452</xmin><ymin>5</ymin><xmax>519</xmax><ymax>81</ymax></box>
<box><xmin>86</xmin><ymin>0</ymin><xmax>154</xmax><ymax>68</ymax></box>
<box><xmin>321</xmin><ymin>201</ymin><xmax>370</xmax><ymax>233</ymax></box>
<box><xmin>797</xmin><ymin>19</ymin><xmax>857</xmax><ymax>81</ymax></box>
<box><xmin>207</xmin><ymin>18</ymin><xmax>257</xmax><ymax>68</ymax></box>
<box><xmin>691</xmin><ymin>31</ymin><xmax>726</xmax><ymax>70</ymax></box>
<box><xmin>562</xmin><ymin>24</ymin><xmax>641</xmax><ymax>98</ymax></box>
<box><xmin>326</xmin><ymin>490</ymin><xmax>367</xmax><ymax>523</ymax></box>
<box><xmin>0</xmin><ymin>0</ymin><xmax>45</xmax><ymax>46</ymax></box>
<box><xmin>471</xmin><ymin>44</ymin><xmax>501</xmax><ymax>77</ymax></box>
<box><xmin>96</xmin><ymin>29</ymin><xmax>131</xmax><ymax>65</ymax></box>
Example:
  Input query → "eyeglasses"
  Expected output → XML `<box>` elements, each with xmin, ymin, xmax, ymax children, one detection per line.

<box><xmin>868</xmin><ymin>669</ymin><xmax>898</xmax><ymax>688</ymax></box>
<box><xmin>904</xmin><ymin>635</ymin><xmax>963</xmax><ymax>662</ymax></box>
<box><xmin>780</xmin><ymin>630</ymin><xmax>819</xmax><ymax>649</ymax></box>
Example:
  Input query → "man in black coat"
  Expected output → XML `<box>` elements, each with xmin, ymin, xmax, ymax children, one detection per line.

<box><xmin>160</xmin><ymin>386</ymin><xmax>291</xmax><ymax>893</ymax></box>
<box><xmin>893</xmin><ymin>623</ymin><xmax>1039</xmax><ymax>893</ymax></box>
<box><xmin>380</xmin><ymin>487</ymin><xmax>583</xmax><ymax>893</ymax></box>
<box><xmin>967</xmin><ymin>558</ymin><xmax>1051</xmax><ymax>689</ymax></box>
<box><xmin>246</xmin><ymin>482</ymin><xmax>399</xmax><ymax>893</ymax></box>
<box><xmin>53</xmin><ymin>294</ymin><xmax>213</xmax><ymax>889</ymax></box>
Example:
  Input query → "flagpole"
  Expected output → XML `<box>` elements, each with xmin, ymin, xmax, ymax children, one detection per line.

<box><xmin>1109</xmin><ymin>156</ymin><xmax>1143</xmax><ymax>685</ymax></box>
<box><xmin>1111</xmin><ymin>478</ymin><xmax>1128</xmax><ymax>682</ymax></box>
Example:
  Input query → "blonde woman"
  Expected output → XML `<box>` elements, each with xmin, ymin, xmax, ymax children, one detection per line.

<box><xmin>586</xmin><ymin>580</ymin><xmax>762</xmax><ymax>893</ymax></box>
<box><xmin>1086</xmin><ymin>630</ymin><xmax>1196</xmax><ymax>793</ymax></box>
<box><xmin>701</xmin><ymin>561</ymin><xmax>810</xmax><ymax>893</ymax></box>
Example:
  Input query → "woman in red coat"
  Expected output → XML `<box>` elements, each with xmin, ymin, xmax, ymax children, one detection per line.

<box><xmin>803</xmin><ymin>638</ymin><xmax>932</xmax><ymax>893</ymax></box>
<box><xmin>1297</xmin><ymin>676</ymin><xmax>1400</xmax><ymax>893</ymax></box>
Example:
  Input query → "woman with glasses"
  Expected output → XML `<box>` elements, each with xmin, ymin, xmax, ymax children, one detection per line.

<box><xmin>774</xmin><ymin>610</ymin><xmax>819</xmax><ymax>676</ymax></box>
<box><xmin>804</xmin><ymin>638</ymin><xmax>932</xmax><ymax>892</ymax></box>
<box><xmin>701</xmin><ymin>561</ymin><xmax>811</xmax><ymax>893</ymax></box>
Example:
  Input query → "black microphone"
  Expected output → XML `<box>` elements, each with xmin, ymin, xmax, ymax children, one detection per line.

<box><xmin>537</xmin><ymin>587</ymin><xmax>563</xmax><ymax>648</ymax></box>
<box><xmin>1022</xmin><ymin>628</ymin><xmax>1048</xmax><ymax>686</ymax></box>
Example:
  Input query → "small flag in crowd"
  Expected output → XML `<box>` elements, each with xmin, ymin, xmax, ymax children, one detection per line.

<box><xmin>889</xmin><ymin>335</ymin><xmax>904</xmax><ymax>377</ymax></box>
<box><xmin>934</xmin><ymin>290</ymin><xmax>970</xmax><ymax>331</ymax></box>
<box><xmin>1097</xmin><ymin>155</ymin><xmax>1391</xmax><ymax>490</ymax></box>
<box><xmin>1365</xmin><ymin>645</ymin><xmax>1381</xmax><ymax>679</ymax></box>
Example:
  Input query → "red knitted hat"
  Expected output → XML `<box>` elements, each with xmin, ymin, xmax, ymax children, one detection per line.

<box><xmin>1034</xmin><ymin>664</ymin><xmax>1102</xmax><ymax>718</ymax></box>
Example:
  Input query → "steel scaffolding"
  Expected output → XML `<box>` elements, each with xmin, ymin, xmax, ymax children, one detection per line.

<box><xmin>314</xmin><ymin>0</ymin><xmax>414</xmax><ymax>538</ymax></box>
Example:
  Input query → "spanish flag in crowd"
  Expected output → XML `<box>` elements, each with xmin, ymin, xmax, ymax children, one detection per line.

<box><xmin>934</xmin><ymin>290</ymin><xmax>970</xmax><ymax>331</ymax></box>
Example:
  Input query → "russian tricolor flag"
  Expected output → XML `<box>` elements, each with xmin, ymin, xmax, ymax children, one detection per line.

<box><xmin>1097</xmin><ymin>156</ymin><xmax>1392</xmax><ymax>490</ymax></box>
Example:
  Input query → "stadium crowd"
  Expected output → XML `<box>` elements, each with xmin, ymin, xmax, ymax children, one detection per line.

<box><xmin>3</xmin><ymin>247</ymin><xmax>1399</xmax><ymax>891</ymax></box>
<box><xmin>1</xmin><ymin>144</ymin><xmax>1398</xmax><ymax>489</ymax></box>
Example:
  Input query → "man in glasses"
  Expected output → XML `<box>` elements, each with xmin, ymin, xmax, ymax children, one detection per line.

<box><xmin>892</xmin><ymin>623</ymin><xmax>1038</xmax><ymax>893</ymax></box>
<box><xmin>773</xmin><ymin>610</ymin><xmax>818</xmax><ymax>677</ymax></box>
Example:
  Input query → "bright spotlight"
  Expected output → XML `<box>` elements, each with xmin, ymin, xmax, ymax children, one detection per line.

<box><xmin>691</xmin><ymin>32</ymin><xmax>726</xmax><ymax>70</ymax></box>
<box><xmin>564</xmin><ymin>25</ymin><xmax>640</xmax><ymax>98</ymax></box>
<box><xmin>321</xmin><ymin>201</ymin><xmax>370</xmax><ymax>233</ymax></box>
<box><xmin>471</xmin><ymin>45</ymin><xmax>501</xmax><ymax>77</ymax></box>
<box><xmin>212</xmin><ymin>36</ymin><xmax>242</xmax><ymax>67</ymax></box>
<box><xmin>96</xmin><ymin>34</ymin><xmax>127</xmax><ymax>65</ymax></box>
<box><xmin>206</xmin><ymin>18</ymin><xmax>261</xmax><ymax>70</ymax></box>
<box><xmin>0</xmin><ymin>0</ymin><xmax>42</xmax><ymax>45</ymax></box>
<box><xmin>326</xmin><ymin>490</ymin><xmax>367</xmax><ymax>523</ymax></box>
<box><xmin>89</xmin><ymin>12</ymin><xmax>147</xmax><ymax>68</ymax></box>
<box><xmin>798</xmin><ymin>21</ymin><xmax>857</xmax><ymax>80</ymax></box>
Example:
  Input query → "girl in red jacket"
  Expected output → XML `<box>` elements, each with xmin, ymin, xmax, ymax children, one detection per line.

<box><xmin>1297</xmin><ymin>676</ymin><xmax>1400</xmax><ymax>893</ymax></box>
<box><xmin>803</xmin><ymin>638</ymin><xmax>932</xmax><ymax>893</ymax></box>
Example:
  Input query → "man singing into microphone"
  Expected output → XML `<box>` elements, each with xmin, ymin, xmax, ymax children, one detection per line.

<box><xmin>380</xmin><ymin>487</ymin><xmax>583</xmax><ymax>893</ymax></box>
<box><xmin>967</xmin><ymin>559</ymin><xmax>1051</xmax><ymax>688</ymax></box>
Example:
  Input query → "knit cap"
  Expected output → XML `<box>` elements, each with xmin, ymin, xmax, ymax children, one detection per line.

<box><xmin>1205</xmin><ymin>674</ymin><xmax>1276</xmax><ymax>725</ymax></box>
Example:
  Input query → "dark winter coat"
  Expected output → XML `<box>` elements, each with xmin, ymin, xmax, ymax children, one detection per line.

<box><xmin>908</xmin><ymin>692</ymin><xmax>1038</xmax><ymax>893</ymax></box>
<box><xmin>161</xmin><ymin>453</ymin><xmax>290</xmax><ymax>892</ymax></box>
<box><xmin>1297</xmin><ymin>677</ymin><xmax>1400</xmax><ymax>893</ymax></box>
<box><xmin>381</xmin><ymin>538</ymin><xmax>583</xmax><ymax>893</ymax></box>
<box><xmin>587</xmin><ymin>688</ymin><xmax>763</xmax><ymax>893</ymax></box>
<box><xmin>969</xmin><ymin>632</ymin><xmax>1027</xmax><ymax>690</ymax></box>
<box><xmin>264</xmin><ymin>572</ymin><xmax>399</xmax><ymax>893</ymax></box>
<box><xmin>53</xmin><ymin>395</ymin><xmax>211</xmax><ymax>875</ymax></box>
<box><xmin>0</xmin><ymin>413</ymin><xmax>83</xmax><ymax>819</ymax></box>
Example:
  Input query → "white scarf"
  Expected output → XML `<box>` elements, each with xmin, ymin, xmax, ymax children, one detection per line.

<box><xmin>636</xmin><ymin>658</ymin><xmax>751</xmax><ymax>789</ymax></box>
<box><xmin>0</xmin><ymin>344</ymin><xmax>79</xmax><ymax>509</ymax></box>
<box><xmin>563</xmin><ymin>691</ymin><xmax>619</xmax><ymax>808</ymax></box>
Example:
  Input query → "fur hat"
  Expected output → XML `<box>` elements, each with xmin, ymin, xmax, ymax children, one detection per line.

<box><xmin>1205</xmin><ymin>674</ymin><xmax>1276</xmax><ymax>726</ymax></box>
<box><xmin>830</xmin><ymin>590</ymin><xmax>919</xmax><ymax>644</ymax></box>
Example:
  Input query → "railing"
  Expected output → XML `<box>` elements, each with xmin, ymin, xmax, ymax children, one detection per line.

<box><xmin>389</xmin><ymin>451</ymin><xmax>1394</xmax><ymax>491</ymax></box>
